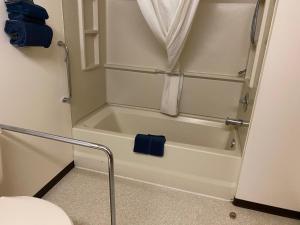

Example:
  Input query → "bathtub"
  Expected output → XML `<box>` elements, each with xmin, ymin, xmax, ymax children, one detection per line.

<box><xmin>73</xmin><ymin>105</ymin><xmax>242</xmax><ymax>200</ymax></box>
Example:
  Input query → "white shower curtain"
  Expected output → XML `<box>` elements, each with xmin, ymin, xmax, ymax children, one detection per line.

<box><xmin>137</xmin><ymin>0</ymin><xmax>200</xmax><ymax>116</ymax></box>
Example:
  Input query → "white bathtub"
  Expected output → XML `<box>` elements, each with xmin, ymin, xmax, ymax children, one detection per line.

<box><xmin>73</xmin><ymin>105</ymin><xmax>242</xmax><ymax>200</ymax></box>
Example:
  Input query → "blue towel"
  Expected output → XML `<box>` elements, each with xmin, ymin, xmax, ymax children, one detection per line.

<box><xmin>134</xmin><ymin>134</ymin><xmax>166</xmax><ymax>157</ymax></box>
<box><xmin>5</xmin><ymin>0</ymin><xmax>49</xmax><ymax>21</ymax></box>
<box><xmin>5</xmin><ymin>0</ymin><xmax>34</xmax><ymax>3</ymax></box>
<box><xmin>5</xmin><ymin>20</ymin><xmax>53</xmax><ymax>48</ymax></box>
<box><xmin>8</xmin><ymin>13</ymin><xmax>45</xmax><ymax>25</ymax></box>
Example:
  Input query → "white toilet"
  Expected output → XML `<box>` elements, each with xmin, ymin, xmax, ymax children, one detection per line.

<box><xmin>0</xmin><ymin>196</ymin><xmax>73</xmax><ymax>225</ymax></box>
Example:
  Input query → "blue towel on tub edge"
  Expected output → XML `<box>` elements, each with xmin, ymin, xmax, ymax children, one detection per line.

<box><xmin>134</xmin><ymin>134</ymin><xmax>166</xmax><ymax>157</ymax></box>
<box><xmin>4</xmin><ymin>20</ymin><xmax>53</xmax><ymax>48</ymax></box>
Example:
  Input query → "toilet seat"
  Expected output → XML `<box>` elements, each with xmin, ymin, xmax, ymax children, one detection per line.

<box><xmin>0</xmin><ymin>196</ymin><xmax>73</xmax><ymax>225</ymax></box>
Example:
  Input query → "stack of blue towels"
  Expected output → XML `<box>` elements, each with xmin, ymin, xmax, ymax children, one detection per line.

<box><xmin>4</xmin><ymin>0</ymin><xmax>53</xmax><ymax>48</ymax></box>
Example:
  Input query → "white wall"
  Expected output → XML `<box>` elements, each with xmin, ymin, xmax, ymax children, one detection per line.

<box><xmin>105</xmin><ymin>0</ymin><xmax>256</xmax><ymax>119</ymax></box>
<box><xmin>0</xmin><ymin>0</ymin><xmax>73</xmax><ymax>196</ymax></box>
<box><xmin>236</xmin><ymin>0</ymin><xmax>300</xmax><ymax>211</ymax></box>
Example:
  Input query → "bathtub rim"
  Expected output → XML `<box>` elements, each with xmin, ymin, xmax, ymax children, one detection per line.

<box><xmin>74</xmin><ymin>105</ymin><xmax>242</xmax><ymax>159</ymax></box>
<box><xmin>79</xmin><ymin>104</ymin><xmax>232</xmax><ymax>130</ymax></box>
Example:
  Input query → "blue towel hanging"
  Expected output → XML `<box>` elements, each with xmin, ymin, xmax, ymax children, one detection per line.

<box><xmin>5</xmin><ymin>0</ymin><xmax>49</xmax><ymax>21</ymax></box>
<box><xmin>5</xmin><ymin>20</ymin><xmax>53</xmax><ymax>48</ymax></box>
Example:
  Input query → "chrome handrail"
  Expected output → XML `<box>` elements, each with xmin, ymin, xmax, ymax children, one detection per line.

<box><xmin>58</xmin><ymin>41</ymin><xmax>72</xmax><ymax>103</ymax></box>
<box><xmin>0</xmin><ymin>124</ymin><xmax>116</xmax><ymax>225</ymax></box>
<box><xmin>251</xmin><ymin>0</ymin><xmax>260</xmax><ymax>47</ymax></box>
<box><xmin>225</xmin><ymin>118</ymin><xmax>250</xmax><ymax>127</ymax></box>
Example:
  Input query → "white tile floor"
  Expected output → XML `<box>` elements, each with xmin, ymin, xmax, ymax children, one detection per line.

<box><xmin>44</xmin><ymin>168</ymin><xmax>299</xmax><ymax>225</ymax></box>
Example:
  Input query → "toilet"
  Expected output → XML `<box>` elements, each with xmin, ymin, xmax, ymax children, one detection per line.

<box><xmin>0</xmin><ymin>196</ymin><xmax>73</xmax><ymax>225</ymax></box>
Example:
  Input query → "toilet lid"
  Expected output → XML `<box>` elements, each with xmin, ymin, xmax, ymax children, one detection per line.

<box><xmin>0</xmin><ymin>196</ymin><xmax>73</xmax><ymax>225</ymax></box>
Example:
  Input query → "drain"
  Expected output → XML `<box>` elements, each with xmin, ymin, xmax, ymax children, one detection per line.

<box><xmin>229</xmin><ymin>212</ymin><xmax>237</xmax><ymax>219</ymax></box>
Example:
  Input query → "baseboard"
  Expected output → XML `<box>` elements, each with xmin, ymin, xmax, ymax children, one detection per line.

<box><xmin>233</xmin><ymin>198</ymin><xmax>300</xmax><ymax>220</ymax></box>
<box><xmin>34</xmin><ymin>161</ymin><xmax>74</xmax><ymax>198</ymax></box>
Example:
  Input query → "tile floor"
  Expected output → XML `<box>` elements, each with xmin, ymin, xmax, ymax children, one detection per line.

<box><xmin>44</xmin><ymin>168</ymin><xmax>299</xmax><ymax>225</ymax></box>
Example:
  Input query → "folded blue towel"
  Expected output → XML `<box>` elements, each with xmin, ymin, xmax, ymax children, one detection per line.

<box><xmin>5</xmin><ymin>0</ymin><xmax>34</xmax><ymax>3</ymax></box>
<box><xmin>8</xmin><ymin>13</ymin><xmax>45</xmax><ymax>24</ymax></box>
<box><xmin>134</xmin><ymin>134</ymin><xmax>166</xmax><ymax>157</ymax></box>
<box><xmin>5</xmin><ymin>0</ymin><xmax>48</xmax><ymax>21</ymax></box>
<box><xmin>5</xmin><ymin>20</ymin><xmax>53</xmax><ymax>48</ymax></box>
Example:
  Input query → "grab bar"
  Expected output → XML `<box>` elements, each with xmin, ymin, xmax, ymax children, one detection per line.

<box><xmin>225</xmin><ymin>118</ymin><xmax>250</xmax><ymax>127</ymax></box>
<box><xmin>251</xmin><ymin>0</ymin><xmax>260</xmax><ymax>47</ymax></box>
<box><xmin>104</xmin><ymin>63</ymin><xmax>246</xmax><ymax>83</ymax></box>
<box><xmin>58</xmin><ymin>41</ymin><xmax>72</xmax><ymax>103</ymax></box>
<box><xmin>0</xmin><ymin>124</ymin><xmax>116</xmax><ymax>225</ymax></box>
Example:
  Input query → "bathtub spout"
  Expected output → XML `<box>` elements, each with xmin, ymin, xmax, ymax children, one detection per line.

<box><xmin>225</xmin><ymin>118</ymin><xmax>250</xmax><ymax>127</ymax></box>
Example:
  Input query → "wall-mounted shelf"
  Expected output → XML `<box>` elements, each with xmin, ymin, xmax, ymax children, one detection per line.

<box><xmin>78</xmin><ymin>0</ymin><xmax>100</xmax><ymax>71</ymax></box>
<box><xmin>84</xmin><ymin>29</ymin><xmax>99</xmax><ymax>35</ymax></box>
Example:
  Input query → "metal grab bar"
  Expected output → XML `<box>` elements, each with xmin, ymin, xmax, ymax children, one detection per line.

<box><xmin>225</xmin><ymin>118</ymin><xmax>250</xmax><ymax>127</ymax></box>
<box><xmin>0</xmin><ymin>124</ymin><xmax>116</xmax><ymax>225</ymax></box>
<box><xmin>104</xmin><ymin>64</ymin><xmax>246</xmax><ymax>83</ymax></box>
<box><xmin>58</xmin><ymin>41</ymin><xmax>72</xmax><ymax>103</ymax></box>
<box><xmin>251</xmin><ymin>0</ymin><xmax>261</xmax><ymax>47</ymax></box>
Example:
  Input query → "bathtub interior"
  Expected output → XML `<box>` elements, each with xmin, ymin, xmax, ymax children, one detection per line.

<box><xmin>81</xmin><ymin>106</ymin><xmax>240</xmax><ymax>152</ymax></box>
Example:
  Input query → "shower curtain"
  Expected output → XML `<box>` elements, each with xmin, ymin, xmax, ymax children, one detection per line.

<box><xmin>137</xmin><ymin>0</ymin><xmax>200</xmax><ymax>116</ymax></box>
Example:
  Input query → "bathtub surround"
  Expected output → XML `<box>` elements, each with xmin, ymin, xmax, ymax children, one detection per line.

<box><xmin>105</xmin><ymin>0</ymin><xmax>253</xmax><ymax>119</ymax></box>
<box><xmin>62</xmin><ymin>0</ymin><xmax>106</xmax><ymax>124</ymax></box>
<box><xmin>137</xmin><ymin>0</ymin><xmax>200</xmax><ymax>116</ymax></box>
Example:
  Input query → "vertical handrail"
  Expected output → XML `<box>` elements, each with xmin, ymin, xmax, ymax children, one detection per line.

<box><xmin>0</xmin><ymin>124</ymin><xmax>116</xmax><ymax>225</ymax></box>
<box><xmin>58</xmin><ymin>41</ymin><xmax>72</xmax><ymax>103</ymax></box>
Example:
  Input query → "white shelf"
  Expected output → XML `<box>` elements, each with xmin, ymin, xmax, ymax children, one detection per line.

<box><xmin>78</xmin><ymin>0</ymin><xmax>100</xmax><ymax>71</ymax></box>
<box><xmin>84</xmin><ymin>29</ymin><xmax>99</xmax><ymax>35</ymax></box>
